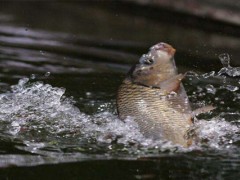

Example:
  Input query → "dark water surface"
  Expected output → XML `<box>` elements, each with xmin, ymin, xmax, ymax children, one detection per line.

<box><xmin>1</xmin><ymin>2</ymin><xmax>240</xmax><ymax>179</ymax></box>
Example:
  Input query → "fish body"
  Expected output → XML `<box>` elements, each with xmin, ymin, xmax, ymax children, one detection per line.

<box><xmin>117</xmin><ymin>43</ymin><xmax>193</xmax><ymax>147</ymax></box>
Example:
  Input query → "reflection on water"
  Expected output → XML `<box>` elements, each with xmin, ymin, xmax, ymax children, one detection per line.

<box><xmin>1</xmin><ymin>2</ymin><xmax>240</xmax><ymax>179</ymax></box>
<box><xmin>0</xmin><ymin>25</ymin><xmax>135</xmax><ymax>75</ymax></box>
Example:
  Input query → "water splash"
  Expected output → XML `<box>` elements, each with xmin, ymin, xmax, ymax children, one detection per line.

<box><xmin>0</xmin><ymin>78</ymin><xmax>79</xmax><ymax>137</ymax></box>
<box><xmin>218</xmin><ymin>53</ymin><xmax>240</xmax><ymax>77</ymax></box>
<box><xmin>0</xmin><ymin>77</ymin><xmax>149</xmax><ymax>151</ymax></box>
<box><xmin>195</xmin><ymin>118</ymin><xmax>239</xmax><ymax>149</ymax></box>
<box><xmin>0</xmin><ymin>78</ymin><xmax>173</xmax><ymax>156</ymax></box>
<box><xmin>183</xmin><ymin>53</ymin><xmax>240</xmax><ymax>150</ymax></box>
<box><xmin>0</xmin><ymin>60</ymin><xmax>240</xmax><ymax>155</ymax></box>
<box><xmin>219</xmin><ymin>53</ymin><xmax>230</xmax><ymax>67</ymax></box>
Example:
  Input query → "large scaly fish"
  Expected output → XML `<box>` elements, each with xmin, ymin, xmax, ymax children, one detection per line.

<box><xmin>117</xmin><ymin>42</ymin><xmax>199</xmax><ymax>147</ymax></box>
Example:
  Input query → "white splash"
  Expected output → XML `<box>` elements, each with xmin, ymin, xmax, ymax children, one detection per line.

<box><xmin>0</xmin><ymin>72</ymin><xmax>239</xmax><ymax>153</ymax></box>
<box><xmin>0</xmin><ymin>78</ymin><xmax>147</xmax><ymax>147</ymax></box>
<box><xmin>218</xmin><ymin>53</ymin><xmax>240</xmax><ymax>77</ymax></box>
<box><xmin>194</xmin><ymin>118</ymin><xmax>239</xmax><ymax>149</ymax></box>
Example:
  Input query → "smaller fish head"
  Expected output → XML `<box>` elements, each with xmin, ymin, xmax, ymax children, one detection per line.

<box><xmin>128</xmin><ymin>42</ymin><xmax>177</xmax><ymax>87</ymax></box>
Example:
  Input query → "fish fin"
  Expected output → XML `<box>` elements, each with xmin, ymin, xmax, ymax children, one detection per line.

<box><xmin>159</xmin><ymin>74</ymin><xmax>184</xmax><ymax>93</ymax></box>
<box><xmin>192</xmin><ymin>105</ymin><xmax>215</xmax><ymax>116</ymax></box>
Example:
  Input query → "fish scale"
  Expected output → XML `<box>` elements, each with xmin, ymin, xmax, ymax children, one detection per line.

<box><xmin>117</xmin><ymin>80</ymin><xmax>192</xmax><ymax>147</ymax></box>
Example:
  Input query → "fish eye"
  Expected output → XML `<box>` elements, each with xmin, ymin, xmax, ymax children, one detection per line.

<box><xmin>144</xmin><ymin>58</ymin><xmax>154</xmax><ymax>65</ymax></box>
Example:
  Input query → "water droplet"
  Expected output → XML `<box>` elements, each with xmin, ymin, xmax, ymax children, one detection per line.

<box><xmin>219</xmin><ymin>53</ymin><xmax>230</xmax><ymax>67</ymax></box>
<box><xmin>197</xmin><ymin>86</ymin><xmax>203</xmax><ymax>92</ymax></box>
<box><xmin>227</xmin><ymin>67</ymin><xmax>240</xmax><ymax>77</ymax></box>
<box><xmin>217</xmin><ymin>67</ymin><xmax>228</xmax><ymax>76</ymax></box>
<box><xmin>202</xmin><ymin>71</ymin><xmax>215</xmax><ymax>78</ymax></box>
<box><xmin>225</xmin><ymin>85</ymin><xmax>239</xmax><ymax>92</ymax></box>
<box><xmin>40</xmin><ymin>50</ymin><xmax>45</xmax><ymax>55</ymax></box>
<box><xmin>236</xmin><ymin>94</ymin><xmax>240</xmax><ymax>99</ymax></box>
<box><xmin>108</xmin><ymin>145</ymin><xmax>113</xmax><ymax>150</ymax></box>
<box><xmin>30</xmin><ymin>74</ymin><xmax>36</xmax><ymax>80</ymax></box>
<box><xmin>186</xmin><ymin>71</ymin><xmax>199</xmax><ymax>77</ymax></box>
<box><xmin>44</xmin><ymin>72</ymin><xmax>51</xmax><ymax>77</ymax></box>
<box><xmin>205</xmin><ymin>84</ymin><xmax>216</xmax><ymax>94</ymax></box>
<box><xmin>169</xmin><ymin>91</ymin><xmax>177</xmax><ymax>97</ymax></box>
<box><xmin>86</xmin><ymin>92</ymin><xmax>92</xmax><ymax>97</ymax></box>
<box><xmin>18</xmin><ymin>78</ymin><xmax>29</xmax><ymax>88</ymax></box>
<box><xmin>222</xmin><ymin>75</ymin><xmax>226</xmax><ymax>83</ymax></box>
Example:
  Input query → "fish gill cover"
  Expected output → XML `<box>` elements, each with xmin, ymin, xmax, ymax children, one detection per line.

<box><xmin>0</xmin><ymin>54</ymin><xmax>240</xmax><ymax>159</ymax></box>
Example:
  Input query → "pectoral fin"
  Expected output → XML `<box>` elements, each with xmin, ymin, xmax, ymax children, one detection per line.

<box><xmin>159</xmin><ymin>74</ymin><xmax>184</xmax><ymax>93</ymax></box>
<box><xmin>192</xmin><ymin>105</ymin><xmax>215</xmax><ymax>116</ymax></box>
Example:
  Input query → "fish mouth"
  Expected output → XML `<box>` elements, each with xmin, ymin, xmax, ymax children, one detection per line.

<box><xmin>150</xmin><ymin>42</ymin><xmax>176</xmax><ymax>56</ymax></box>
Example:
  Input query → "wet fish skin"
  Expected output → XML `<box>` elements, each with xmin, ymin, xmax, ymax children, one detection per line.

<box><xmin>117</xmin><ymin>42</ymin><xmax>193</xmax><ymax>147</ymax></box>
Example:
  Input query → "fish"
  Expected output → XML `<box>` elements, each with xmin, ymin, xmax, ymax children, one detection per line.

<box><xmin>116</xmin><ymin>42</ymin><xmax>213</xmax><ymax>147</ymax></box>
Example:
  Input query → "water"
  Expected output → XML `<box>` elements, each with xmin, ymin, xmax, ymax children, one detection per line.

<box><xmin>1</xmin><ymin>2</ymin><xmax>240</xmax><ymax>179</ymax></box>
<box><xmin>1</xmin><ymin>56</ymin><xmax>240</xmax><ymax>179</ymax></box>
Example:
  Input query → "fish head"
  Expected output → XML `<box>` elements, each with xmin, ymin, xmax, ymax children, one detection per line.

<box><xmin>128</xmin><ymin>42</ymin><xmax>177</xmax><ymax>88</ymax></box>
